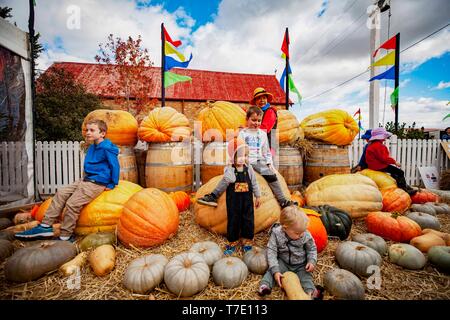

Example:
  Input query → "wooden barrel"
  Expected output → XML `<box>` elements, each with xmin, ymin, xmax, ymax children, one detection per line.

<box><xmin>134</xmin><ymin>148</ymin><xmax>147</xmax><ymax>187</ymax></box>
<box><xmin>201</xmin><ymin>142</ymin><xmax>228</xmax><ymax>185</ymax></box>
<box><xmin>145</xmin><ymin>142</ymin><xmax>193</xmax><ymax>192</ymax></box>
<box><xmin>304</xmin><ymin>143</ymin><xmax>350</xmax><ymax>184</ymax></box>
<box><xmin>118</xmin><ymin>146</ymin><xmax>138</xmax><ymax>184</ymax></box>
<box><xmin>277</xmin><ymin>146</ymin><xmax>303</xmax><ymax>192</ymax></box>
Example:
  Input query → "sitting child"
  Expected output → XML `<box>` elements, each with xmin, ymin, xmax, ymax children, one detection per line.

<box><xmin>258</xmin><ymin>205</ymin><xmax>323</xmax><ymax>299</ymax></box>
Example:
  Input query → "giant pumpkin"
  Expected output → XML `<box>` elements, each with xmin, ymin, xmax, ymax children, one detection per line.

<box><xmin>358</xmin><ymin>169</ymin><xmax>397</xmax><ymax>191</ymax></box>
<box><xmin>305</xmin><ymin>174</ymin><xmax>383</xmax><ymax>219</ymax></box>
<box><xmin>117</xmin><ymin>188</ymin><xmax>179</xmax><ymax>248</ymax></box>
<box><xmin>301</xmin><ymin>208</ymin><xmax>328</xmax><ymax>253</ymax></box>
<box><xmin>276</xmin><ymin>110</ymin><xmax>304</xmax><ymax>145</ymax></box>
<box><xmin>300</xmin><ymin>109</ymin><xmax>358</xmax><ymax>146</ymax></box>
<box><xmin>137</xmin><ymin>107</ymin><xmax>191</xmax><ymax>143</ymax></box>
<box><xmin>366</xmin><ymin>211</ymin><xmax>422</xmax><ymax>242</ymax></box>
<box><xmin>82</xmin><ymin>109</ymin><xmax>138</xmax><ymax>146</ymax></box>
<box><xmin>75</xmin><ymin>180</ymin><xmax>143</xmax><ymax>235</ymax></box>
<box><xmin>381</xmin><ymin>187</ymin><xmax>411</xmax><ymax>213</ymax></box>
<box><xmin>196</xmin><ymin>101</ymin><xmax>246</xmax><ymax>142</ymax></box>
<box><xmin>194</xmin><ymin>172</ymin><xmax>290</xmax><ymax>234</ymax></box>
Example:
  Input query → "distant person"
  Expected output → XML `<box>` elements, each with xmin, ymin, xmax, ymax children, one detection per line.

<box><xmin>249</xmin><ymin>87</ymin><xmax>278</xmax><ymax>150</ymax></box>
<box><xmin>442</xmin><ymin>127</ymin><xmax>450</xmax><ymax>140</ymax></box>
<box><xmin>16</xmin><ymin>120</ymin><xmax>120</xmax><ymax>242</ymax></box>
<box><xmin>351</xmin><ymin>129</ymin><xmax>372</xmax><ymax>173</ymax></box>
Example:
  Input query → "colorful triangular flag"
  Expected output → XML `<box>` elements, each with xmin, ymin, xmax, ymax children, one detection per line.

<box><xmin>164</xmin><ymin>71</ymin><xmax>192</xmax><ymax>88</ymax></box>
<box><xmin>281</xmin><ymin>30</ymin><xmax>289</xmax><ymax>59</ymax></box>
<box><xmin>369</xmin><ymin>66</ymin><xmax>396</xmax><ymax>81</ymax></box>
<box><xmin>164</xmin><ymin>53</ymin><xmax>193</xmax><ymax>71</ymax></box>
<box><xmin>165</xmin><ymin>41</ymin><xmax>186</xmax><ymax>62</ymax></box>
<box><xmin>390</xmin><ymin>87</ymin><xmax>399</xmax><ymax>110</ymax></box>
<box><xmin>370</xmin><ymin>51</ymin><xmax>395</xmax><ymax>67</ymax></box>
<box><xmin>279</xmin><ymin>65</ymin><xmax>302</xmax><ymax>104</ymax></box>
<box><xmin>373</xmin><ymin>34</ymin><xmax>397</xmax><ymax>57</ymax></box>
<box><xmin>163</xmin><ymin>26</ymin><xmax>182</xmax><ymax>48</ymax></box>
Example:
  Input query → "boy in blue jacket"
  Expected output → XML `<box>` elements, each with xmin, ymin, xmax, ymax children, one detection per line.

<box><xmin>16</xmin><ymin>119</ymin><xmax>120</xmax><ymax>242</ymax></box>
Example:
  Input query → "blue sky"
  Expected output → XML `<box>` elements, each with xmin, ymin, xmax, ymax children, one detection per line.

<box><xmin>2</xmin><ymin>0</ymin><xmax>449</xmax><ymax>128</ymax></box>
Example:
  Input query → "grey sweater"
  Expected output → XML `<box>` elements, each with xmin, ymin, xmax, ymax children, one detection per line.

<box><xmin>266</xmin><ymin>223</ymin><xmax>318</xmax><ymax>275</ymax></box>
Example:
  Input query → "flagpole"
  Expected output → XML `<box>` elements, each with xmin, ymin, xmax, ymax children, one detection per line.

<box><xmin>394</xmin><ymin>32</ymin><xmax>400</xmax><ymax>132</ymax></box>
<box><xmin>161</xmin><ymin>23</ymin><xmax>165</xmax><ymax>108</ymax></box>
<box><xmin>285</xmin><ymin>27</ymin><xmax>289</xmax><ymax>111</ymax></box>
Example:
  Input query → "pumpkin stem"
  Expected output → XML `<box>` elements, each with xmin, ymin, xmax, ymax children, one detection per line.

<box><xmin>390</xmin><ymin>211</ymin><xmax>401</xmax><ymax>219</ymax></box>
<box><xmin>183</xmin><ymin>259</ymin><xmax>192</xmax><ymax>268</ymax></box>
<box><xmin>355</xmin><ymin>246</ymin><xmax>366</xmax><ymax>251</ymax></box>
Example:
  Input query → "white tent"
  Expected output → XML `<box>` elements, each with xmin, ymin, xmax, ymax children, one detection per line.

<box><xmin>0</xmin><ymin>17</ymin><xmax>34</xmax><ymax>209</ymax></box>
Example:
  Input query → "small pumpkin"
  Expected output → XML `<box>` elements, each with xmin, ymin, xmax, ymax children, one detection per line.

<box><xmin>366</xmin><ymin>211</ymin><xmax>422</xmax><ymax>242</ymax></box>
<box><xmin>388</xmin><ymin>243</ymin><xmax>426</xmax><ymax>270</ymax></box>
<box><xmin>0</xmin><ymin>218</ymin><xmax>13</xmax><ymax>230</ymax></box>
<box><xmin>89</xmin><ymin>244</ymin><xmax>116</xmax><ymax>276</ymax></box>
<box><xmin>323</xmin><ymin>268</ymin><xmax>365</xmax><ymax>300</ymax></box>
<box><xmin>189</xmin><ymin>241</ymin><xmax>223</xmax><ymax>268</ymax></box>
<box><xmin>123</xmin><ymin>254</ymin><xmax>169</xmax><ymax>294</ymax></box>
<box><xmin>59</xmin><ymin>252</ymin><xmax>88</xmax><ymax>277</ymax></box>
<box><xmin>310</xmin><ymin>205</ymin><xmax>352</xmax><ymax>240</ymax></box>
<box><xmin>405</xmin><ymin>212</ymin><xmax>441</xmax><ymax>230</ymax></box>
<box><xmin>427</xmin><ymin>246</ymin><xmax>450</xmax><ymax>273</ymax></box>
<box><xmin>212</xmin><ymin>257</ymin><xmax>248</xmax><ymax>289</ymax></box>
<box><xmin>302</xmin><ymin>208</ymin><xmax>328</xmax><ymax>253</ymax></box>
<box><xmin>4</xmin><ymin>241</ymin><xmax>77</xmax><ymax>282</ymax></box>
<box><xmin>0</xmin><ymin>239</ymin><xmax>14</xmax><ymax>261</ymax></box>
<box><xmin>352</xmin><ymin>233</ymin><xmax>387</xmax><ymax>256</ymax></box>
<box><xmin>243</xmin><ymin>247</ymin><xmax>268</xmax><ymax>275</ymax></box>
<box><xmin>381</xmin><ymin>187</ymin><xmax>411</xmax><ymax>213</ymax></box>
<box><xmin>410</xmin><ymin>189</ymin><xmax>439</xmax><ymax>204</ymax></box>
<box><xmin>335</xmin><ymin>241</ymin><xmax>382</xmax><ymax>277</ymax></box>
<box><xmin>164</xmin><ymin>252</ymin><xmax>210</xmax><ymax>297</ymax></box>
<box><xmin>13</xmin><ymin>212</ymin><xmax>34</xmax><ymax>225</ymax></box>
<box><xmin>291</xmin><ymin>191</ymin><xmax>306</xmax><ymax>207</ymax></box>
<box><xmin>79</xmin><ymin>232</ymin><xmax>116</xmax><ymax>252</ymax></box>
<box><xmin>410</xmin><ymin>233</ymin><xmax>446</xmax><ymax>252</ymax></box>
<box><xmin>281</xmin><ymin>271</ymin><xmax>311</xmax><ymax>300</ymax></box>
<box><xmin>422</xmin><ymin>229</ymin><xmax>450</xmax><ymax>246</ymax></box>
<box><xmin>169</xmin><ymin>191</ymin><xmax>191</xmax><ymax>212</ymax></box>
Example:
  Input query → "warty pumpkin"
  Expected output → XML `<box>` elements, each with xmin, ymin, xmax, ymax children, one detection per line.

<box><xmin>366</xmin><ymin>211</ymin><xmax>422</xmax><ymax>242</ymax></box>
<box><xmin>358</xmin><ymin>169</ymin><xmax>397</xmax><ymax>191</ymax></box>
<box><xmin>300</xmin><ymin>109</ymin><xmax>359</xmax><ymax>146</ymax></box>
<box><xmin>194</xmin><ymin>172</ymin><xmax>290</xmax><ymax>234</ymax></box>
<box><xmin>82</xmin><ymin>109</ymin><xmax>138</xmax><ymax>146</ymax></box>
<box><xmin>117</xmin><ymin>188</ymin><xmax>179</xmax><ymax>248</ymax></box>
<box><xmin>381</xmin><ymin>187</ymin><xmax>411</xmax><ymax>213</ymax></box>
<box><xmin>137</xmin><ymin>107</ymin><xmax>191</xmax><ymax>143</ymax></box>
<box><xmin>123</xmin><ymin>254</ymin><xmax>169</xmax><ymax>294</ymax></box>
<box><xmin>212</xmin><ymin>257</ymin><xmax>248</xmax><ymax>289</ymax></box>
<box><xmin>305</xmin><ymin>174</ymin><xmax>383</xmax><ymax>219</ymax></box>
<box><xmin>276</xmin><ymin>110</ymin><xmax>304</xmax><ymax>145</ymax></box>
<box><xmin>197</xmin><ymin>101</ymin><xmax>246</xmax><ymax>142</ymax></box>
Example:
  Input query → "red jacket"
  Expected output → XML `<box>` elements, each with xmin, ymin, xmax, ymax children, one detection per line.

<box><xmin>365</xmin><ymin>140</ymin><xmax>396</xmax><ymax>170</ymax></box>
<box><xmin>260</xmin><ymin>107</ymin><xmax>277</xmax><ymax>133</ymax></box>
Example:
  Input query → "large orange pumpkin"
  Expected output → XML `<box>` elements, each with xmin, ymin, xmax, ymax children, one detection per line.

<box><xmin>291</xmin><ymin>191</ymin><xmax>306</xmax><ymax>207</ymax></box>
<box><xmin>194</xmin><ymin>172</ymin><xmax>291</xmax><ymax>234</ymax></box>
<box><xmin>366</xmin><ymin>211</ymin><xmax>422</xmax><ymax>242</ymax></box>
<box><xmin>410</xmin><ymin>189</ymin><xmax>440</xmax><ymax>204</ymax></box>
<box><xmin>117</xmin><ymin>188</ymin><xmax>180</xmax><ymax>248</ymax></box>
<box><xmin>82</xmin><ymin>109</ymin><xmax>138</xmax><ymax>146</ymax></box>
<box><xmin>381</xmin><ymin>188</ymin><xmax>411</xmax><ymax>213</ymax></box>
<box><xmin>137</xmin><ymin>107</ymin><xmax>191</xmax><ymax>143</ymax></box>
<box><xmin>75</xmin><ymin>181</ymin><xmax>143</xmax><ymax>235</ymax></box>
<box><xmin>169</xmin><ymin>191</ymin><xmax>191</xmax><ymax>212</ymax></box>
<box><xmin>197</xmin><ymin>101</ymin><xmax>246</xmax><ymax>142</ymax></box>
<box><xmin>302</xmin><ymin>208</ymin><xmax>328</xmax><ymax>253</ymax></box>
<box><xmin>276</xmin><ymin>110</ymin><xmax>304</xmax><ymax>145</ymax></box>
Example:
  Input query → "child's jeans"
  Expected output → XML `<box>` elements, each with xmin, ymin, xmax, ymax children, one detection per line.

<box><xmin>260</xmin><ymin>258</ymin><xmax>316</xmax><ymax>294</ymax></box>
<box><xmin>379</xmin><ymin>165</ymin><xmax>408</xmax><ymax>189</ymax></box>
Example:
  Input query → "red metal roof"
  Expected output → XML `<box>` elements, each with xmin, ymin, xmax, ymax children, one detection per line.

<box><xmin>44</xmin><ymin>62</ymin><xmax>289</xmax><ymax>104</ymax></box>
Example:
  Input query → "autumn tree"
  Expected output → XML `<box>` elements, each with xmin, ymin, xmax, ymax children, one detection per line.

<box><xmin>95</xmin><ymin>34</ymin><xmax>156</xmax><ymax>122</ymax></box>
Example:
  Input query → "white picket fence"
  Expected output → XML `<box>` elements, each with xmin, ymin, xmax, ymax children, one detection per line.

<box><xmin>1</xmin><ymin>139</ymin><xmax>449</xmax><ymax>196</ymax></box>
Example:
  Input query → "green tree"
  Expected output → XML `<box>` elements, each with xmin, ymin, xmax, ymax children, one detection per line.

<box><xmin>0</xmin><ymin>6</ymin><xmax>13</xmax><ymax>19</ymax></box>
<box><xmin>36</xmin><ymin>68</ymin><xmax>103</xmax><ymax>141</ymax></box>
<box><xmin>383</xmin><ymin>121</ymin><xmax>427</xmax><ymax>139</ymax></box>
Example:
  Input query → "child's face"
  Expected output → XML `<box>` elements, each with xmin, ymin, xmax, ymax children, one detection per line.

<box><xmin>283</xmin><ymin>222</ymin><xmax>305</xmax><ymax>240</ymax></box>
<box><xmin>247</xmin><ymin>113</ymin><xmax>262</xmax><ymax>129</ymax></box>
<box><xmin>255</xmin><ymin>95</ymin><xmax>268</xmax><ymax>108</ymax></box>
<box><xmin>85</xmin><ymin>124</ymin><xmax>105</xmax><ymax>143</ymax></box>
<box><xmin>234</xmin><ymin>148</ymin><xmax>249</xmax><ymax>166</ymax></box>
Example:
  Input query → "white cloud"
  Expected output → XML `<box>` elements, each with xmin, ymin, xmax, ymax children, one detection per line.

<box><xmin>434</xmin><ymin>81</ymin><xmax>450</xmax><ymax>90</ymax></box>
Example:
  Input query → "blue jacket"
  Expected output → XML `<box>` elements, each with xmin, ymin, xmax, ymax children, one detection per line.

<box><xmin>83</xmin><ymin>139</ymin><xmax>120</xmax><ymax>189</ymax></box>
<box><xmin>358</xmin><ymin>143</ymin><xmax>369</xmax><ymax>169</ymax></box>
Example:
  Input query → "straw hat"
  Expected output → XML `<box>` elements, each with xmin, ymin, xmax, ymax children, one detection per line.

<box><xmin>249</xmin><ymin>87</ymin><xmax>274</xmax><ymax>105</ymax></box>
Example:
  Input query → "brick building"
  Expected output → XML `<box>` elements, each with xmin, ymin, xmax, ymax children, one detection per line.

<box><xmin>44</xmin><ymin>62</ymin><xmax>291</xmax><ymax>126</ymax></box>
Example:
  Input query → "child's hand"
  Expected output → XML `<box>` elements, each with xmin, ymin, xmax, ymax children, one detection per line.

<box><xmin>254</xmin><ymin>197</ymin><xmax>261</xmax><ymax>208</ymax></box>
<box><xmin>274</xmin><ymin>272</ymin><xmax>283</xmax><ymax>288</ymax></box>
<box><xmin>395</xmin><ymin>162</ymin><xmax>401</xmax><ymax>167</ymax></box>
<box><xmin>305</xmin><ymin>262</ymin><xmax>315</xmax><ymax>272</ymax></box>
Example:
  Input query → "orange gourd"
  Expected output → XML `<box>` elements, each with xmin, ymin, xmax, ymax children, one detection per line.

<box><xmin>169</xmin><ymin>191</ymin><xmax>191</xmax><ymax>212</ymax></box>
<box><xmin>118</xmin><ymin>188</ymin><xmax>180</xmax><ymax>248</ymax></box>
<box><xmin>381</xmin><ymin>188</ymin><xmax>411</xmax><ymax>213</ymax></box>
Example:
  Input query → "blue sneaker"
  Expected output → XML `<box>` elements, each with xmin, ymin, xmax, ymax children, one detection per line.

<box><xmin>15</xmin><ymin>224</ymin><xmax>54</xmax><ymax>240</ymax></box>
<box><xmin>224</xmin><ymin>245</ymin><xmax>237</xmax><ymax>256</ymax></box>
<box><xmin>242</xmin><ymin>245</ymin><xmax>253</xmax><ymax>253</ymax></box>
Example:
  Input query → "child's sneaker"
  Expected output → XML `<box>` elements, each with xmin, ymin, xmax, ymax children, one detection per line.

<box><xmin>224</xmin><ymin>244</ymin><xmax>237</xmax><ymax>256</ymax></box>
<box><xmin>242</xmin><ymin>245</ymin><xmax>253</xmax><ymax>253</ymax></box>
<box><xmin>197</xmin><ymin>193</ymin><xmax>218</xmax><ymax>207</ymax></box>
<box><xmin>258</xmin><ymin>284</ymin><xmax>271</xmax><ymax>297</ymax></box>
<box><xmin>15</xmin><ymin>224</ymin><xmax>54</xmax><ymax>240</ymax></box>
<box><xmin>312</xmin><ymin>285</ymin><xmax>324</xmax><ymax>300</ymax></box>
<box><xmin>57</xmin><ymin>234</ymin><xmax>76</xmax><ymax>243</ymax></box>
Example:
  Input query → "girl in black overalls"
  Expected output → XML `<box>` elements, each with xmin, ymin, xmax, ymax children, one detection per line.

<box><xmin>224</xmin><ymin>142</ymin><xmax>261</xmax><ymax>255</ymax></box>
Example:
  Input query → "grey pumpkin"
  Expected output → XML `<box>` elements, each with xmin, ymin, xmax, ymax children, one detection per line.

<box><xmin>426</xmin><ymin>202</ymin><xmax>450</xmax><ymax>215</ymax></box>
<box><xmin>352</xmin><ymin>233</ymin><xmax>387</xmax><ymax>256</ymax></box>
<box><xmin>243</xmin><ymin>247</ymin><xmax>268</xmax><ymax>275</ymax></box>
<box><xmin>212</xmin><ymin>257</ymin><xmax>248</xmax><ymax>289</ymax></box>
<box><xmin>388</xmin><ymin>243</ymin><xmax>426</xmax><ymax>270</ymax></box>
<box><xmin>323</xmin><ymin>268</ymin><xmax>365</xmax><ymax>300</ymax></box>
<box><xmin>410</xmin><ymin>204</ymin><xmax>436</xmax><ymax>216</ymax></box>
<box><xmin>123</xmin><ymin>254</ymin><xmax>169</xmax><ymax>294</ymax></box>
<box><xmin>427</xmin><ymin>246</ymin><xmax>450</xmax><ymax>273</ymax></box>
<box><xmin>0</xmin><ymin>239</ymin><xmax>14</xmax><ymax>261</ymax></box>
<box><xmin>0</xmin><ymin>218</ymin><xmax>13</xmax><ymax>231</ymax></box>
<box><xmin>5</xmin><ymin>240</ymin><xmax>77</xmax><ymax>283</ymax></box>
<box><xmin>189</xmin><ymin>241</ymin><xmax>223</xmax><ymax>268</ymax></box>
<box><xmin>335</xmin><ymin>241</ymin><xmax>382</xmax><ymax>277</ymax></box>
<box><xmin>405</xmin><ymin>211</ymin><xmax>441</xmax><ymax>230</ymax></box>
<box><xmin>0</xmin><ymin>230</ymin><xmax>15</xmax><ymax>241</ymax></box>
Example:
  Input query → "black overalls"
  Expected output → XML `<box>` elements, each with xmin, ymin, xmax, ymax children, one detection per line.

<box><xmin>225</xmin><ymin>165</ymin><xmax>255</xmax><ymax>243</ymax></box>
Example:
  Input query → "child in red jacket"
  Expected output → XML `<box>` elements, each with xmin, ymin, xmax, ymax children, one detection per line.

<box><xmin>365</xmin><ymin>127</ymin><xmax>417</xmax><ymax>195</ymax></box>
<box><xmin>250</xmin><ymin>87</ymin><xmax>278</xmax><ymax>150</ymax></box>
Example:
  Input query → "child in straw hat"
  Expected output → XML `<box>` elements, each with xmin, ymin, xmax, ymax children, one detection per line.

<box><xmin>249</xmin><ymin>87</ymin><xmax>278</xmax><ymax>150</ymax></box>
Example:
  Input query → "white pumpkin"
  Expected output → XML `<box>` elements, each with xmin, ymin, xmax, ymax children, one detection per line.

<box><xmin>189</xmin><ymin>241</ymin><xmax>223</xmax><ymax>268</ymax></box>
<box><xmin>212</xmin><ymin>257</ymin><xmax>248</xmax><ymax>289</ymax></box>
<box><xmin>123</xmin><ymin>254</ymin><xmax>169</xmax><ymax>294</ymax></box>
<box><xmin>243</xmin><ymin>247</ymin><xmax>268</xmax><ymax>275</ymax></box>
